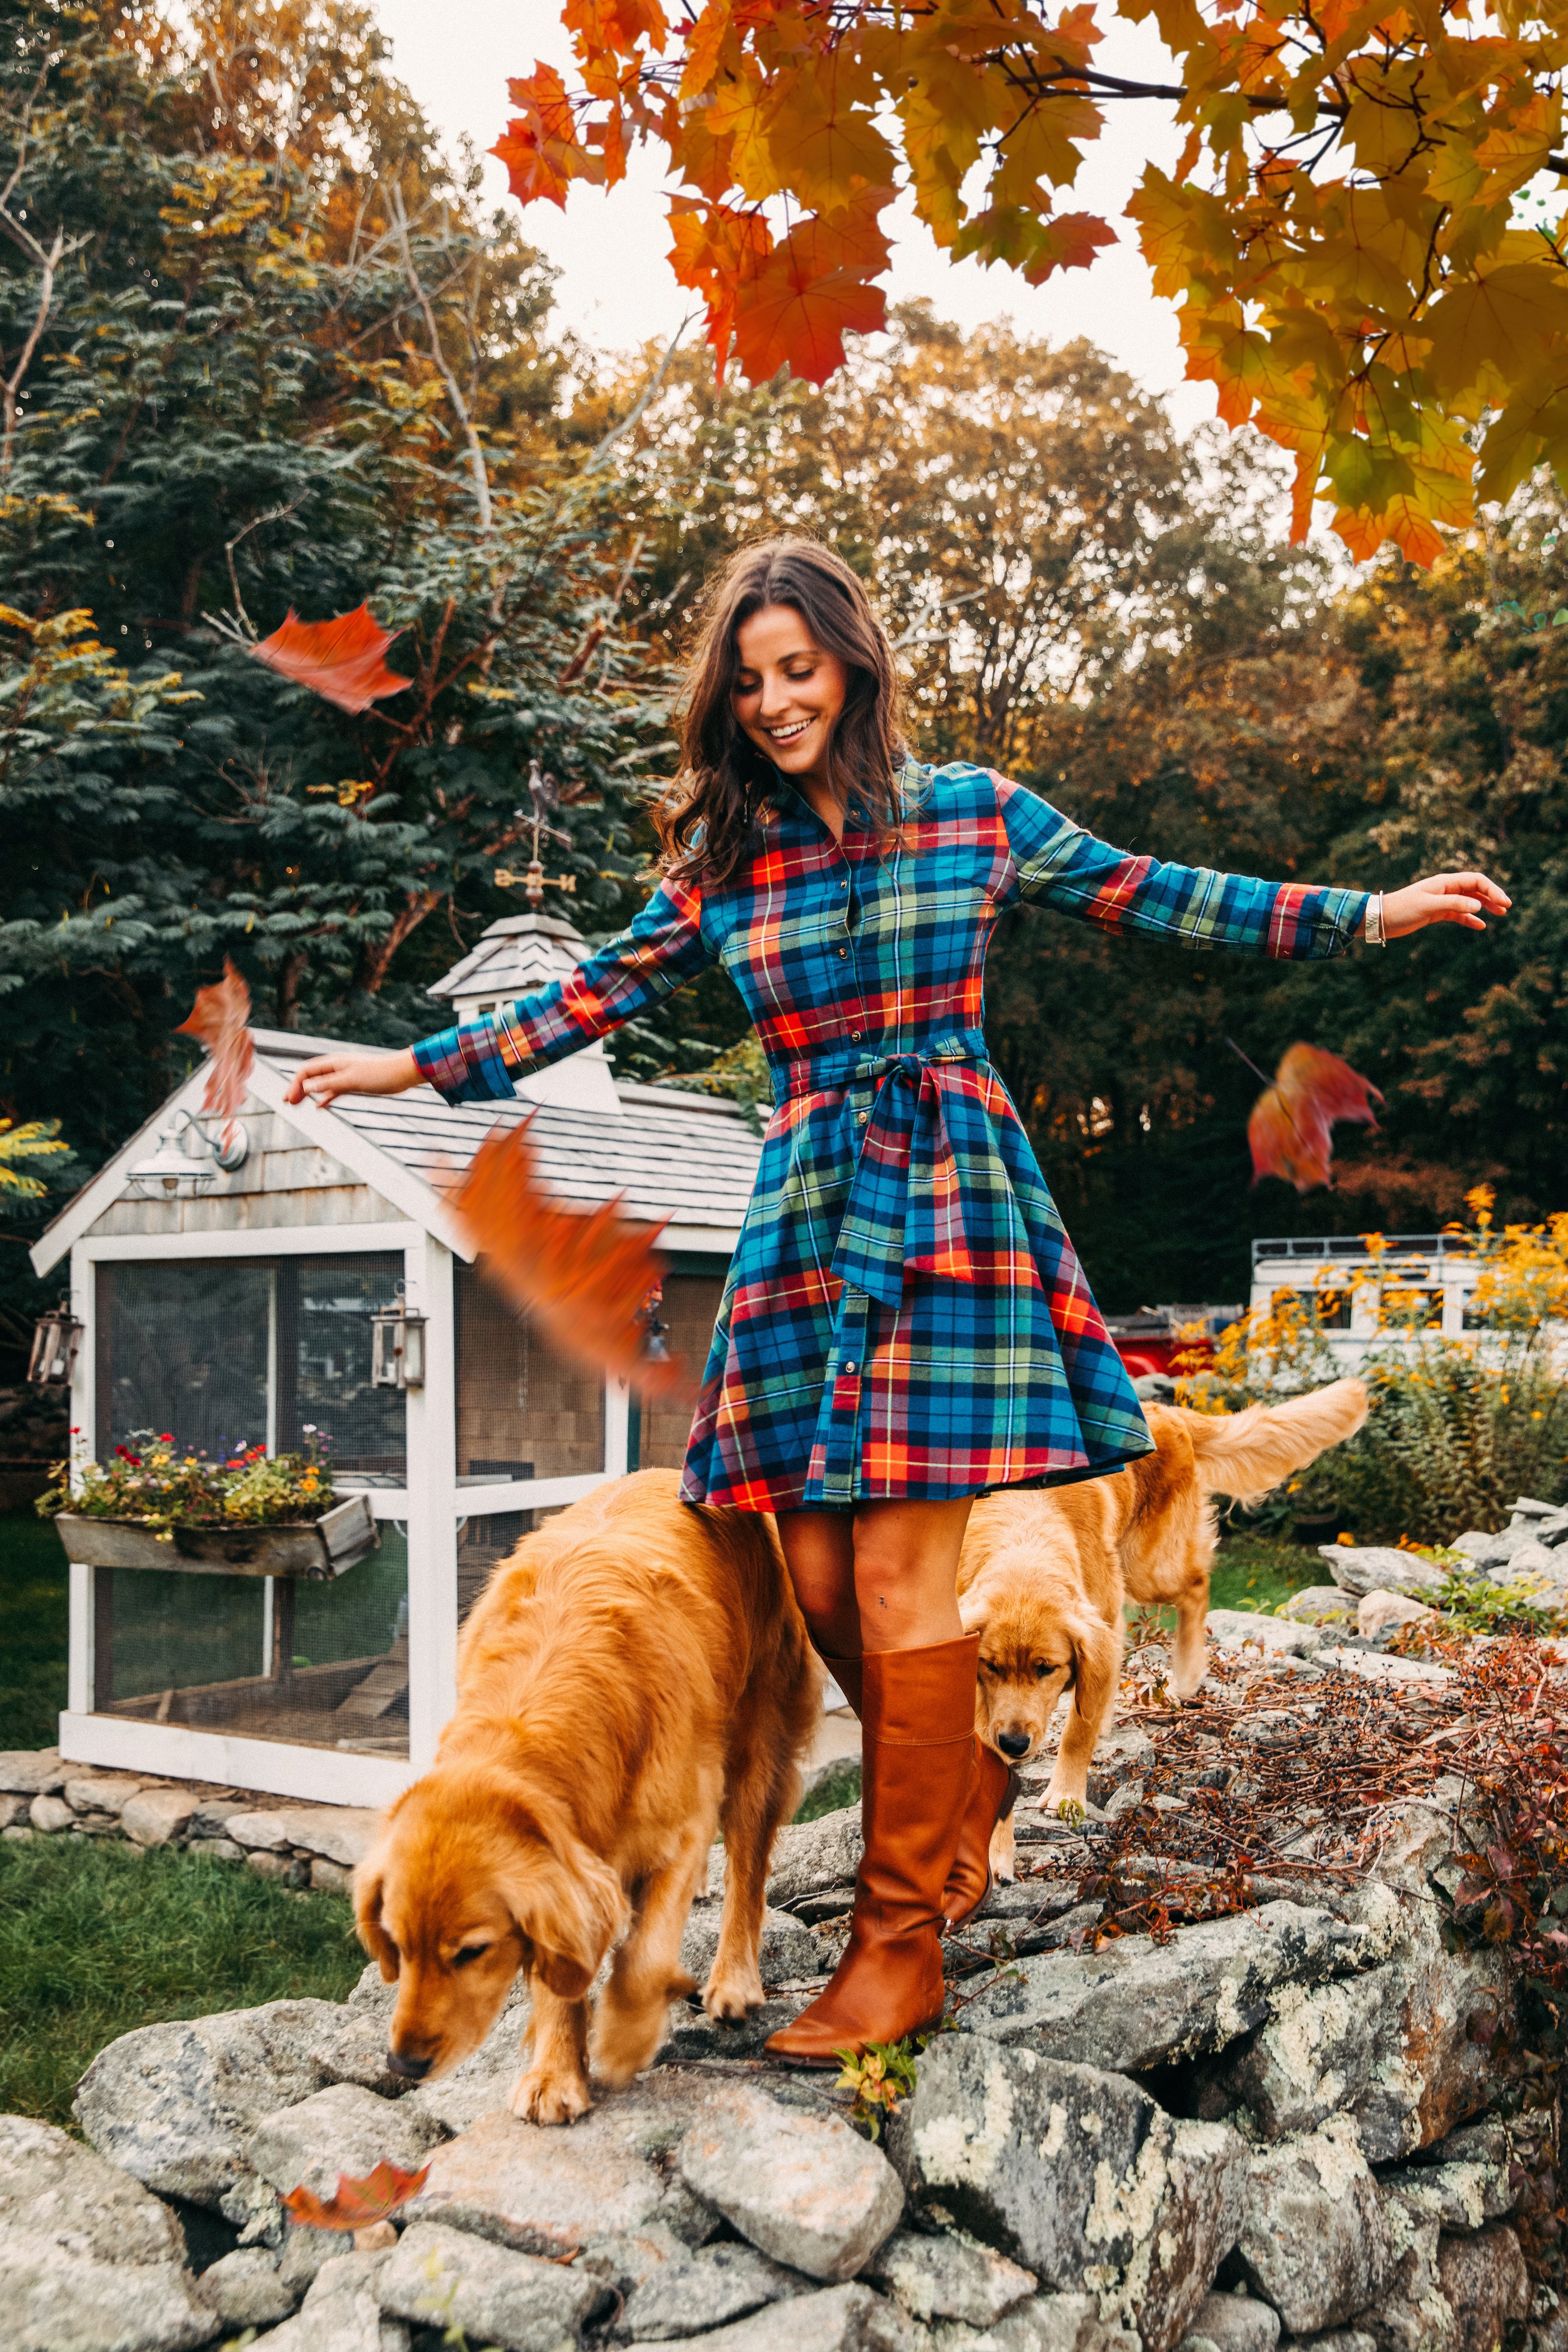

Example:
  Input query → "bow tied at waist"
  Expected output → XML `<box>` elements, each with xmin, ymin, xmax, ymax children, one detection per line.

<box><xmin>820</xmin><ymin>1036</ymin><xmax>992</xmax><ymax>1308</ymax></box>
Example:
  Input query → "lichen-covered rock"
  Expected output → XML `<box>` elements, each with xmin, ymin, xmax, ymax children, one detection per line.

<box><xmin>194</xmin><ymin>2246</ymin><xmax>296</xmax><ymax>2328</ymax></box>
<box><xmin>865</xmin><ymin>2224</ymin><xmax>1037</xmax><ymax>2326</ymax></box>
<box><xmin>1435</xmin><ymin>2226</ymin><xmax>1528</xmax><ymax>2352</ymax></box>
<box><xmin>377</xmin><ymin>2219</ymin><xmax>609</xmax><ymax>2347</ymax></box>
<box><xmin>1229</xmin><ymin>2117</ymin><xmax>1390</xmax><ymax>2335</ymax></box>
<box><xmin>249</xmin><ymin>2248</ymin><xmax>409</xmax><ymax>2352</ymax></box>
<box><xmin>1356</xmin><ymin>2189</ymin><xmax>1457</xmax><ymax>2352</ymax></box>
<box><xmin>73</xmin><ymin>1998</ymin><xmax>410</xmax><ymax>2205</ymax></box>
<box><xmin>764</xmin><ymin>1805</ymin><xmax>864</xmax><ymax>1909</ymax></box>
<box><xmin>953</xmin><ymin>1901</ymin><xmax>1373</xmax><ymax>2072</ymax></box>
<box><xmin>1377</xmin><ymin>2154</ymin><xmax>1515</xmax><ymax>2233</ymax></box>
<box><xmin>623</xmin><ymin>2281</ymin><xmax>896</xmax><ymax>2352</ymax></box>
<box><xmin>887</xmin><ymin>2037</ymin><xmax>1245</xmax><ymax>2352</ymax></box>
<box><xmin>0</xmin><ymin>2112</ymin><xmax>218</xmax><ymax>2352</ymax></box>
<box><xmin>1193</xmin><ymin>1967</ymin><xmax>1393</xmax><ymax>2144</ymax></box>
<box><xmin>405</xmin><ymin>2077</ymin><xmax>721</xmax><ymax>2258</ymax></box>
<box><xmin>676</xmin><ymin>2078</ymin><xmax>903</xmax><ymax>2283</ymax></box>
<box><xmin>1084</xmin><ymin>1726</ymin><xmax>1156</xmax><ymax>1808</ymax></box>
<box><xmin>1174</xmin><ymin>2289</ymin><xmax>1280</xmax><ymax>2350</ymax></box>
<box><xmin>618</xmin><ymin>2239</ymin><xmax>808</xmax><ymax>2341</ymax></box>
<box><xmin>248</xmin><ymin>2081</ymin><xmax>447</xmax><ymax>2201</ymax></box>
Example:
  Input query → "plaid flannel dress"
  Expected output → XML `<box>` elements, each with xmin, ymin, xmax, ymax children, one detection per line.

<box><xmin>412</xmin><ymin>764</ymin><xmax>1369</xmax><ymax>1513</ymax></box>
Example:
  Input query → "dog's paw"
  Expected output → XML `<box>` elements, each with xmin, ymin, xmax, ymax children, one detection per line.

<box><xmin>702</xmin><ymin>1963</ymin><xmax>765</xmax><ymax>2021</ymax></box>
<box><xmin>508</xmin><ymin>2066</ymin><xmax>592</xmax><ymax>2127</ymax></box>
<box><xmin>988</xmin><ymin>1820</ymin><xmax>1018</xmax><ymax>1884</ymax></box>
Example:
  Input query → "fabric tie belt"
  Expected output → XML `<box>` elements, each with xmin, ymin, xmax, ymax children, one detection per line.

<box><xmin>780</xmin><ymin>1032</ymin><xmax>992</xmax><ymax>1312</ymax></box>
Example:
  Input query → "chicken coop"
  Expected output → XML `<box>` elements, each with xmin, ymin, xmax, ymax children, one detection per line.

<box><xmin>30</xmin><ymin>915</ymin><xmax>761</xmax><ymax>1809</ymax></box>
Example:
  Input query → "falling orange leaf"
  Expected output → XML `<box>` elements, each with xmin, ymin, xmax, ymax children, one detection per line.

<box><xmin>451</xmin><ymin>1117</ymin><xmax>688</xmax><ymax>1394</ymax></box>
<box><xmin>250</xmin><ymin>604</ymin><xmax>412</xmax><ymax>715</ymax></box>
<box><xmin>280</xmin><ymin>2159</ymin><xmax>431</xmax><ymax>2233</ymax></box>
<box><xmin>1248</xmin><ymin>1043</ymin><xmax>1383</xmax><ymax>1192</ymax></box>
<box><xmin>174</xmin><ymin>959</ymin><xmax>254</xmax><ymax>1152</ymax></box>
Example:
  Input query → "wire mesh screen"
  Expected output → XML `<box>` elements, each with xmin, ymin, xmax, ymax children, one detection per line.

<box><xmin>456</xmin><ymin>1506</ymin><xmax>572</xmax><ymax>1626</ymax></box>
<box><xmin>95</xmin><ymin>1255</ymin><xmax>406</xmax><ymax>1477</ymax></box>
<box><xmin>91</xmin><ymin>1527</ymin><xmax>409</xmax><ymax>1755</ymax></box>
<box><xmin>455</xmin><ymin>1262</ymin><xmax>604</xmax><ymax>1483</ymax></box>
<box><xmin>97</xmin><ymin>1262</ymin><xmax>273</xmax><ymax>1460</ymax></box>
<box><xmin>634</xmin><ymin>1274</ymin><xmax>725</xmax><ymax>1471</ymax></box>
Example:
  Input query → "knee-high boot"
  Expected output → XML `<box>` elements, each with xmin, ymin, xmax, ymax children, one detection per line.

<box><xmin>813</xmin><ymin>1649</ymin><xmax>1018</xmax><ymax>1930</ymax></box>
<box><xmin>767</xmin><ymin>1635</ymin><xmax>978</xmax><ymax>2064</ymax></box>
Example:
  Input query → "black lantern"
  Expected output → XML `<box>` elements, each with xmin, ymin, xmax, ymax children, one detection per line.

<box><xmin>29</xmin><ymin>1298</ymin><xmax>83</xmax><ymax>1387</ymax></box>
<box><xmin>371</xmin><ymin>1284</ymin><xmax>427</xmax><ymax>1390</ymax></box>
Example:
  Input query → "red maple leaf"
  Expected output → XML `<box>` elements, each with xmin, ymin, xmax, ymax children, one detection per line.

<box><xmin>493</xmin><ymin>63</ymin><xmax>609</xmax><ymax>209</ymax></box>
<box><xmin>450</xmin><ymin>1117</ymin><xmax>688</xmax><ymax>1394</ymax></box>
<box><xmin>1248</xmin><ymin>1043</ymin><xmax>1383</xmax><ymax>1192</ymax></box>
<box><xmin>731</xmin><ymin>197</ymin><xmax>892</xmax><ymax>386</ymax></box>
<box><xmin>280</xmin><ymin>2159</ymin><xmax>431</xmax><ymax>2233</ymax></box>
<box><xmin>250</xmin><ymin>605</ymin><xmax>412</xmax><ymax>715</ymax></box>
<box><xmin>174</xmin><ymin>959</ymin><xmax>254</xmax><ymax>1152</ymax></box>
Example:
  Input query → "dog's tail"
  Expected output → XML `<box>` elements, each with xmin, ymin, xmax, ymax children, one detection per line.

<box><xmin>1175</xmin><ymin>1377</ymin><xmax>1369</xmax><ymax>1503</ymax></box>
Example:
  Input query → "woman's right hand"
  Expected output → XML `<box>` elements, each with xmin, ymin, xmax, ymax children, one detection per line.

<box><xmin>283</xmin><ymin>1048</ymin><xmax>422</xmax><ymax>1109</ymax></box>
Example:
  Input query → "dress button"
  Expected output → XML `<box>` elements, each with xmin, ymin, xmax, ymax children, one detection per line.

<box><xmin>856</xmin><ymin>1110</ymin><xmax>868</xmax><ymax>1123</ymax></box>
<box><xmin>850</xmin><ymin>1030</ymin><xmax>861</xmax><ymax>1041</ymax></box>
<box><xmin>844</xmin><ymin>1361</ymin><xmax>857</xmax><ymax>1374</ymax></box>
<box><xmin>838</xmin><ymin>946</ymin><xmax>848</xmax><ymax>957</ymax></box>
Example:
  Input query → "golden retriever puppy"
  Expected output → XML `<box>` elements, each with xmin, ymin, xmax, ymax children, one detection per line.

<box><xmin>354</xmin><ymin>1469</ymin><xmax>820</xmax><ymax>2126</ymax></box>
<box><xmin>956</xmin><ymin>1379</ymin><xmax>1369</xmax><ymax>1873</ymax></box>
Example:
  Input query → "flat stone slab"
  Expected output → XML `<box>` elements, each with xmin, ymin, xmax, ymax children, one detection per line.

<box><xmin>676</xmin><ymin>2078</ymin><xmax>903</xmax><ymax>2282</ymax></box>
<box><xmin>1322</xmin><ymin>1547</ymin><xmax>1447</xmax><ymax>1600</ymax></box>
<box><xmin>0</xmin><ymin>1748</ymin><xmax>66</xmax><ymax>1796</ymax></box>
<box><xmin>249</xmin><ymin>2082</ymin><xmax>447</xmax><ymax>2202</ymax></box>
<box><xmin>866</xmin><ymin>2222</ymin><xmax>1037</xmax><ymax>2325</ymax></box>
<box><xmin>626</xmin><ymin>2281</ymin><xmax>887</xmax><ymax>2351</ymax></box>
<box><xmin>1207</xmin><ymin>1611</ymin><xmax>1321</xmax><ymax>1657</ymax></box>
<box><xmin>406</xmin><ymin>2076</ymin><xmax>724</xmax><ymax>2257</ymax></box>
<box><xmin>619</xmin><ymin>2239</ymin><xmax>806</xmax><ymax>2341</ymax></box>
<box><xmin>74</xmin><ymin>1999</ymin><xmax>409</xmax><ymax>2205</ymax></box>
<box><xmin>377</xmin><ymin>2219</ymin><xmax>607</xmax><ymax>2348</ymax></box>
<box><xmin>953</xmin><ymin>1901</ymin><xmax>1374</xmax><ymax>2071</ymax></box>
<box><xmin>1315</xmin><ymin>1648</ymin><xmax>1456</xmax><ymax>1687</ymax></box>
<box><xmin>249</xmin><ymin>2248</ymin><xmax>407</xmax><ymax>2352</ymax></box>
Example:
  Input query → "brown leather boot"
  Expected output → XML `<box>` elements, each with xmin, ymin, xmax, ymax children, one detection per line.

<box><xmin>766</xmin><ymin>1634</ymin><xmax>978</xmax><ymax>2065</ymax></box>
<box><xmin>816</xmin><ymin>1649</ymin><xmax>1010</xmax><ymax>1930</ymax></box>
<box><xmin>940</xmin><ymin>1743</ymin><xmax>1021</xmax><ymax>1929</ymax></box>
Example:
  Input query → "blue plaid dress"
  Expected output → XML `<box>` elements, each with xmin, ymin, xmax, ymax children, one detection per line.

<box><xmin>413</xmin><ymin>764</ymin><xmax>1369</xmax><ymax>1513</ymax></box>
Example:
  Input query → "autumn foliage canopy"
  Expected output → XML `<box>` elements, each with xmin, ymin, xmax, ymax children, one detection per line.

<box><xmin>498</xmin><ymin>0</ymin><xmax>1568</xmax><ymax>564</ymax></box>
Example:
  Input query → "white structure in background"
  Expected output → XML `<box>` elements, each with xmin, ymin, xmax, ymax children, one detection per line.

<box><xmin>30</xmin><ymin>914</ymin><xmax>760</xmax><ymax>1812</ymax></box>
<box><xmin>1248</xmin><ymin>1231</ymin><xmax>1547</xmax><ymax>1368</ymax></box>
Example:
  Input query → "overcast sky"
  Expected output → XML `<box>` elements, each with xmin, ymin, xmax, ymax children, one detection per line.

<box><xmin>372</xmin><ymin>0</ymin><xmax>1219</xmax><ymax>433</ymax></box>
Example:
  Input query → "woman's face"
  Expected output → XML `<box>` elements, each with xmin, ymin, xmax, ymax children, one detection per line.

<box><xmin>732</xmin><ymin>603</ymin><xmax>848</xmax><ymax>785</ymax></box>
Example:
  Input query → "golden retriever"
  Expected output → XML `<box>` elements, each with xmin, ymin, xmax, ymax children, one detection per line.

<box><xmin>956</xmin><ymin>1380</ymin><xmax>1369</xmax><ymax>1872</ymax></box>
<box><xmin>354</xmin><ymin>1469</ymin><xmax>820</xmax><ymax>2125</ymax></box>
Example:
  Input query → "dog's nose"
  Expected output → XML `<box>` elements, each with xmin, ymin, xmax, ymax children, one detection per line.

<box><xmin>996</xmin><ymin>1730</ymin><xmax>1031</xmax><ymax>1760</ymax></box>
<box><xmin>386</xmin><ymin>2048</ymin><xmax>433</xmax><ymax>2081</ymax></box>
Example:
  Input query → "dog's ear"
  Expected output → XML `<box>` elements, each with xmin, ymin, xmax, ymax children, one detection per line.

<box><xmin>496</xmin><ymin>1835</ymin><xmax>628</xmax><ymax>2003</ymax></box>
<box><xmin>1065</xmin><ymin>1609</ymin><xmax>1122</xmax><ymax>1723</ymax></box>
<box><xmin>353</xmin><ymin>1854</ymin><xmax>400</xmax><ymax>1981</ymax></box>
<box><xmin>957</xmin><ymin>1585</ymin><xmax>989</xmax><ymax>1637</ymax></box>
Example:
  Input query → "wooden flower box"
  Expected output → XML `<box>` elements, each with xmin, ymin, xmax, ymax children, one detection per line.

<box><xmin>53</xmin><ymin>1491</ymin><xmax>379</xmax><ymax>1580</ymax></box>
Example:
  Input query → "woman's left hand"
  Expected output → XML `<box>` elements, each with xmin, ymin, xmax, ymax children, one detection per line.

<box><xmin>1378</xmin><ymin>871</ymin><xmax>1511</xmax><ymax>939</ymax></box>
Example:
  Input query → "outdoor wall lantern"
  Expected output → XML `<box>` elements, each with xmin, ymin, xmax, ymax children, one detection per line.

<box><xmin>127</xmin><ymin>1108</ymin><xmax>249</xmax><ymax>1198</ymax></box>
<box><xmin>28</xmin><ymin>1298</ymin><xmax>85</xmax><ymax>1386</ymax></box>
<box><xmin>639</xmin><ymin>1282</ymin><xmax>672</xmax><ymax>1367</ymax></box>
<box><xmin>371</xmin><ymin>1284</ymin><xmax>427</xmax><ymax>1390</ymax></box>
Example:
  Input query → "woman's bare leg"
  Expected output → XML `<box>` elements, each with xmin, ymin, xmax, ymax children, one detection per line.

<box><xmin>778</xmin><ymin>1499</ymin><xmax>970</xmax><ymax>1655</ymax></box>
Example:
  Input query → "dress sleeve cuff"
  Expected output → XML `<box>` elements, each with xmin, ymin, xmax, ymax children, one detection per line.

<box><xmin>410</xmin><ymin>1016</ymin><xmax>526</xmax><ymax>1104</ymax></box>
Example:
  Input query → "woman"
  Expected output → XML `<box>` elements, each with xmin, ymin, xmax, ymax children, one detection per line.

<box><xmin>287</xmin><ymin>538</ymin><xmax>1508</xmax><ymax>2065</ymax></box>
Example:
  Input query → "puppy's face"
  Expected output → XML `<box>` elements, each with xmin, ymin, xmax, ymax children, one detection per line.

<box><xmin>959</xmin><ymin>1567</ymin><xmax>1099</xmax><ymax>1765</ymax></box>
<box><xmin>354</xmin><ymin>1785</ymin><xmax>626</xmax><ymax>2083</ymax></box>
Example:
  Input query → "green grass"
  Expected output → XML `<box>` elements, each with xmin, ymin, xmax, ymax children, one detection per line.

<box><xmin>1207</xmin><ymin>1528</ymin><xmax>1331</xmax><ymax>1616</ymax></box>
<box><xmin>0</xmin><ymin>1837</ymin><xmax>365</xmax><ymax>2129</ymax></box>
<box><xmin>1</xmin><ymin>1511</ymin><xmax>68</xmax><ymax>1749</ymax></box>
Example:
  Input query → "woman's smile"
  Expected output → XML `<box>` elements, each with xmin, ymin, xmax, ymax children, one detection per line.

<box><xmin>732</xmin><ymin>603</ymin><xmax>849</xmax><ymax>792</ymax></box>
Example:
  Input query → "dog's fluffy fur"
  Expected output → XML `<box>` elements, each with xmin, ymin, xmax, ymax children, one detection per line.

<box><xmin>354</xmin><ymin>1469</ymin><xmax>820</xmax><ymax>2125</ymax></box>
<box><xmin>956</xmin><ymin>1379</ymin><xmax>1369</xmax><ymax>1873</ymax></box>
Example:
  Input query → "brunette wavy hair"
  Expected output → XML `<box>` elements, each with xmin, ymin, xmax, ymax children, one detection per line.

<box><xmin>655</xmin><ymin>537</ymin><xmax>908</xmax><ymax>884</ymax></box>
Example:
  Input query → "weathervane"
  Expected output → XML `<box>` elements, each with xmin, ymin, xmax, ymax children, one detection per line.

<box><xmin>495</xmin><ymin>759</ymin><xmax>577</xmax><ymax>906</ymax></box>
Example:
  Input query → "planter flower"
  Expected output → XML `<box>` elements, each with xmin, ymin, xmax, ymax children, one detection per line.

<box><xmin>40</xmin><ymin>1429</ymin><xmax>378</xmax><ymax>1580</ymax></box>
